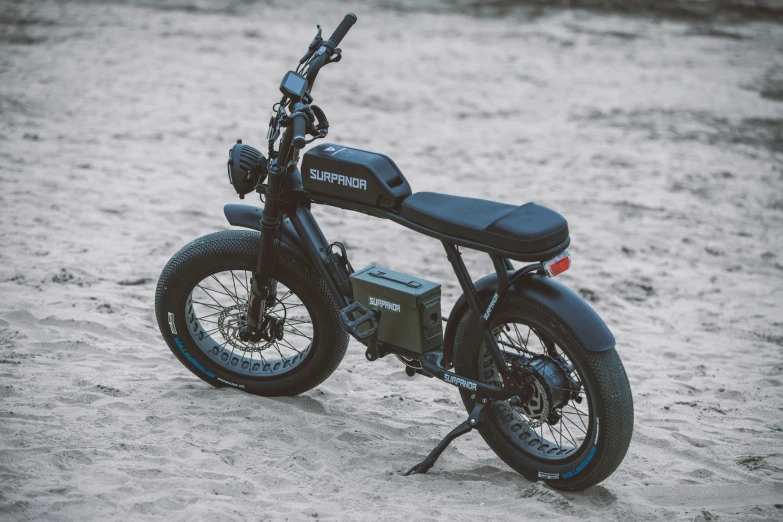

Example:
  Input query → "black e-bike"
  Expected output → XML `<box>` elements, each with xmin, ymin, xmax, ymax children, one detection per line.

<box><xmin>155</xmin><ymin>13</ymin><xmax>633</xmax><ymax>490</ymax></box>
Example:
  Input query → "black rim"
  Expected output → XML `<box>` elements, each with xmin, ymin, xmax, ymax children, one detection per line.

<box><xmin>478</xmin><ymin>319</ymin><xmax>594</xmax><ymax>463</ymax></box>
<box><xmin>185</xmin><ymin>268</ymin><xmax>316</xmax><ymax>378</ymax></box>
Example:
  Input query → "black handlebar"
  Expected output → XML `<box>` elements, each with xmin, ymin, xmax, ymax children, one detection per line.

<box><xmin>326</xmin><ymin>13</ymin><xmax>357</xmax><ymax>48</ymax></box>
<box><xmin>305</xmin><ymin>14</ymin><xmax>357</xmax><ymax>95</ymax></box>
<box><xmin>283</xmin><ymin>14</ymin><xmax>358</xmax><ymax>153</ymax></box>
<box><xmin>291</xmin><ymin>113</ymin><xmax>307</xmax><ymax>149</ymax></box>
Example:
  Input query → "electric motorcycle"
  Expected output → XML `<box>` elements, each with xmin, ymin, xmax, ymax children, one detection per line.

<box><xmin>155</xmin><ymin>13</ymin><xmax>633</xmax><ymax>490</ymax></box>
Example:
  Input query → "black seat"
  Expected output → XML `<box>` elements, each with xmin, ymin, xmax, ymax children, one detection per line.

<box><xmin>400</xmin><ymin>192</ymin><xmax>569</xmax><ymax>256</ymax></box>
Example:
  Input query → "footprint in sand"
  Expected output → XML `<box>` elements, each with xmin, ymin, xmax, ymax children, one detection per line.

<box><xmin>585</xmin><ymin>485</ymin><xmax>617</xmax><ymax>507</ymax></box>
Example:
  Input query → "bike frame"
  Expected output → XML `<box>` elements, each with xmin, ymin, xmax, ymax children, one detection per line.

<box><xmin>243</xmin><ymin>124</ymin><xmax>557</xmax><ymax>402</ymax></box>
<box><xmin>234</xmin><ymin>12</ymin><xmax>575</xmax><ymax>403</ymax></box>
<box><xmin>203</xmin><ymin>13</ymin><xmax>634</xmax><ymax>482</ymax></box>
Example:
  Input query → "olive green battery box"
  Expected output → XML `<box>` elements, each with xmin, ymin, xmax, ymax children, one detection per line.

<box><xmin>350</xmin><ymin>265</ymin><xmax>443</xmax><ymax>354</ymax></box>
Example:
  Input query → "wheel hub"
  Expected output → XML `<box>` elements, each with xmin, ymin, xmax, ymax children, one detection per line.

<box><xmin>513</xmin><ymin>355</ymin><xmax>576</xmax><ymax>427</ymax></box>
<box><xmin>516</xmin><ymin>375</ymin><xmax>549</xmax><ymax>427</ymax></box>
<box><xmin>219</xmin><ymin>304</ymin><xmax>284</xmax><ymax>352</ymax></box>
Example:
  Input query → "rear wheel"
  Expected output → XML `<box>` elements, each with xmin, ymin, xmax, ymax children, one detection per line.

<box><xmin>155</xmin><ymin>230</ymin><xmax>348</xmax><ymax>396</ymax></box>
<box><xmin>452</xmin><ymin>294</ymin><xmax>633</xmax><ymax>490</ymax></box>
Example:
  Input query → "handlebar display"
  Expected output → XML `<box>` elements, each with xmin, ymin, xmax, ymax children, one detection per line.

<box><xmin>279</xmin><ymin>71</ymin><xmax>308</xmax><ymax>101</ymax></box>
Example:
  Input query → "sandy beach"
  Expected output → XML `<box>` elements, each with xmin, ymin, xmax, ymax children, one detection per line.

<box><xmin>1</xmin><ymin>0</ymin><xmax>782</xmax><ymax>520</ymax></box>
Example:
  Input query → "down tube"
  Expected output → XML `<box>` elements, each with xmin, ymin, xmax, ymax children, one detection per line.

<box><xmin>287</xmin><ymin>203</ymin><xmax>350</xmax><ymax>309</ymax></box>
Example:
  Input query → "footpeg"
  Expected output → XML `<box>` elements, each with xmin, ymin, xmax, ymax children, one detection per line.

<box><xmin>339</xmin><ymin>302</ymin><xmax>381</xmax><ymax>361</ymax></box>
<box><xmin>404</xmin><ymin>401</ymin><xmax>486</xmax><ymax>476</ymax></box>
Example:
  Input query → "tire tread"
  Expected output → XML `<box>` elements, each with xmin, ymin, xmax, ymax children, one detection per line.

<box><xmin>154</xmin><ymin>230</ymin><xmax>348</xmax><ymax>396</ymax></box>
<box><xmin>453</xmin><ymin>294</ymin><xmax>633</xmax><ymax>490</ymax></box>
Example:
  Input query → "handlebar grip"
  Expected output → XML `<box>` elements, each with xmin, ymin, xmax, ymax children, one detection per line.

<box><xmin>326</xmin><ymin>13</ymin><xmax>357</xmax><ymax>47</ymax></box>
<box><xmin>291</xmin><ymin>113</ymin><xmax>307</xmax><ymax>149</ymax></box>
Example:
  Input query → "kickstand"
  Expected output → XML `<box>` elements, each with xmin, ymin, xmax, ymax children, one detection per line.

<box><xmin>404</xmin><ymin>401</ymin><xmax>486</xmax><ymax>476</ymax></box>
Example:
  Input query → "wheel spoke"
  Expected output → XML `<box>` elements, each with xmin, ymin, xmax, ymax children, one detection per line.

<box><xmin>512</xmin><ymin>324</ymin><xmax>526</xmax><ymax>351</ymax></box>
<box><xmin>272</xmin><ymin>342</ymin><xmax>286</xmax><ymax>360</ymax></box>
<box><xmin>559</xmin><ymin>419</ymin><xmax>564</xmax><ymax>452</ymax></box>
<box><xmin>561</xmin><ymin>405</ymin><xmax>590</xmax><ymax>419</ymax></box>
<box><xmin>278</xmin><ymin>337</ymin><xmax>303</xmax><ymax>355</ymax></box>
<box><xmin>559</xmin><ymin>412</ymin><xmax>585</xmax><ymax>442</ymax></box>
<box><xmin>191</xmin><ymin>300</ymin><xmax>223</xmax><ymax>312</ymax></box>
<box><xmin>230</xmin><ymin>271</ymin><xmax>239</xmax><ymax>300</ymax></box>
<box><xmin>480</xmin><ymin>320</ymin><xmax>593</xmax><ymax>462</ymax></box>
<box><xmin>561</xmin><ymin>411</ymin><xmax>589</xmax><ymax>434</ymax></box>
<box><xmin>200</xmin><ymin>285</ymin><xmax>233</xmax><ymax>300</ymax></box>
<box><xmin>536</xmin><ymin>329</ymin><xmax>548</xmax><ymax>352</ymax></box>
<box><xmin>283</xmin><ymin>323</ymin><xmax>312</xmax><ymax>340</ymax></box>
<box><xmin>188</xmin><ymin>270</ymin><xmax>315</xmax><ymax>378</ymax></box>
<box><xmin>546</xmin><ymin>422</ymin><xmax>562</xmax><ymax>453</ymax></box>
<box><xmin>195</xmin><ymin>287</ymin><xmax>225</xmax><ymax>307</ymax></box>
<box><xmin>211</xmin><ymin>275</ymin><xmax>242</xmax><ymax>305</ymax></box>
<box><xmin>232</xmin><ymin>270</ymin><xmax>249</xmax><ymax>293</ymax></box>
<box><xmin>499</xmin><ymin>330</ymin><xmax>523</xmax><ymax>354</ymax></box>
<box><xmin>197</xmin><ymin>285</ymin><xmax>230</xmax><ymax>307</ymax></box>
<box><xmin>282</xmin><ymin>318</ymin><xmax>311</xmax><ymax>326</ymax></box>
<box><xmin>267</xmin><ymin>309</ymin><xmax>285</xmax><ymax>319</ymax></box>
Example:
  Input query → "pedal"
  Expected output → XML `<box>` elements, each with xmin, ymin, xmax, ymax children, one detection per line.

<box><xmin>339</xmin><ymin>302</ymin><xmax>381</xmax><ymax>361</ymax></box>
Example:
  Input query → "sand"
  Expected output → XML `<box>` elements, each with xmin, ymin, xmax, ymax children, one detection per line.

<box><xmin>1</xmin><ymin>0</ymin><xmax>782</xmax><ymax>520</ymax></box>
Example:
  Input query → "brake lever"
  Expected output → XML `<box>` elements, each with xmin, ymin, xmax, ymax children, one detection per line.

<box><xmin>299</xmin><ymin>25</ymin><xmax>323</xmax><ymax>64</ymax></box>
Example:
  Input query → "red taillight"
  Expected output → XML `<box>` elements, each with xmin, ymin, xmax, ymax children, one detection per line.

<box><xmin>543</xmin><ymin>251</ymin><xmax>570</xmax><ymax>277</ymax></box>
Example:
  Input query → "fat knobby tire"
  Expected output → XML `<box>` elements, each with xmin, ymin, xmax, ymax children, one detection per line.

<box><xmin>452</xmin><ymin>294</ymin><xmax>634</xmax><ymax>490</ymax></box>
<box><xmin>155</xmin><ymin>230</ymin><xmax>349</xmax><ymax>396</ymax></box>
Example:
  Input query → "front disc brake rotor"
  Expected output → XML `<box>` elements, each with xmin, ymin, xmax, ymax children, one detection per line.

<box><xmin>218</xmin><ymin>304</ymin><xmax>273</xmax><ymax>352</ymax></box>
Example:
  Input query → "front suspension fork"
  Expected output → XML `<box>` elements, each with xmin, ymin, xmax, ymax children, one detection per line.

<box><xmin>242</xmin><ymin>161</ymin><xmax>285</xmax><ymax>342</ymax></box>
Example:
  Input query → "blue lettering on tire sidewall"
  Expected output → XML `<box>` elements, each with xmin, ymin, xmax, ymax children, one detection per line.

<box><xmin>542</xmin><ymin>417</ymin><xmax>599</xmax><ymax>480</ymax></box>
<box><xmin>562</xmin><ymin>446</ymin><xmax>596</xmax><ymax>479</ymax></box>
<box><xmin>174</xmin><ymin>337</ymin><xmax>215</xmax><ymax>378</ymax></box>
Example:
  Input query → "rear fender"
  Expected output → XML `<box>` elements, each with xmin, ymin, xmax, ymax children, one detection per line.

<box><xmin>443</xmin><ymin>273</ymin><xmax>616</xmax><ymax>367</ymax></box>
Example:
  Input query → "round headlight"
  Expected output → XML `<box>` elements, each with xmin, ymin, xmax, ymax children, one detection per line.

<box><xmin>227</xmin><ymin>140</ymin><xmax>267</xmax><ymax>197</ymax></box>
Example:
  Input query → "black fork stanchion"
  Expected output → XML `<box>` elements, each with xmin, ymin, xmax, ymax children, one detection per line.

<box><xmin>242</xmin><ymin>13</ymin><xmax>358</xmax><ymax>342</ymax></box>
<box><xmin>242</xmin><ymin>161</ymin><xmax>284</xmax><ymax>341</ymax></box>
<box><xmin>242</xmin><ymin>126</ymin><xmax>295</xmax><ymax>342</ymax></box>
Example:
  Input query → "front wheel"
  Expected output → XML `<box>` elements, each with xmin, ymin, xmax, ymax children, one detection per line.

<box><xmin>452</xmin><ymin>294</ymin><xmax>633</xmax><ymax>490</ymax></box>
<box><xmin>155</xmin><ymin>230</ymin><xmax>349</xmax><ymax>396</ymax></box>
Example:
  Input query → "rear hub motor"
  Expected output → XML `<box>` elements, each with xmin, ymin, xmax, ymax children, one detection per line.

<box><xmin>514</xmin><ymin>356</ymin><xmax>575</xmax><ymax>427</ymax></box>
